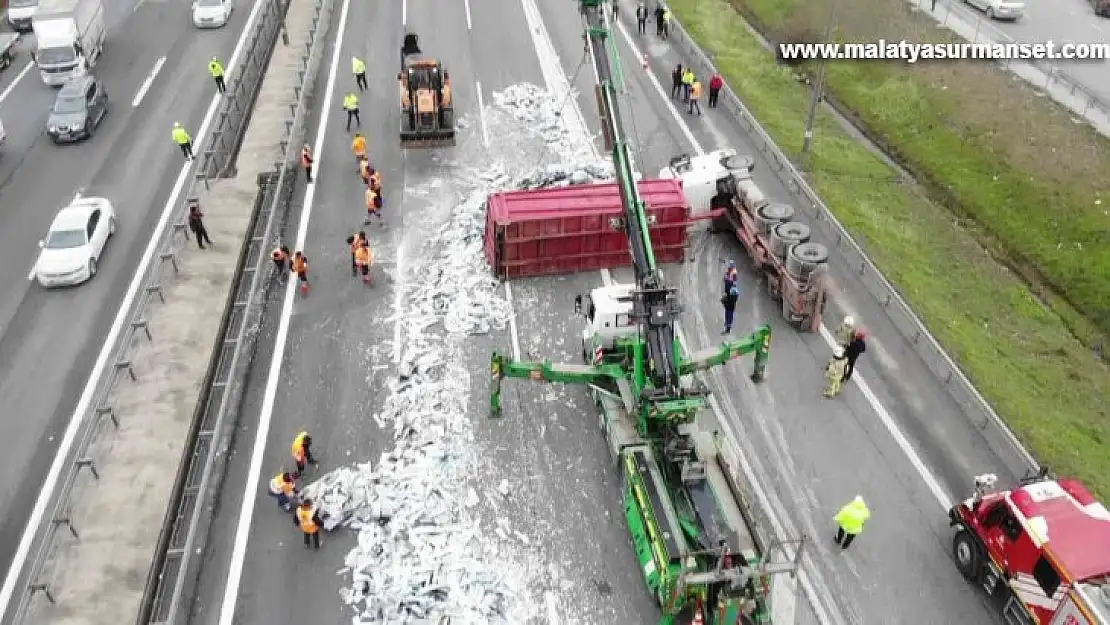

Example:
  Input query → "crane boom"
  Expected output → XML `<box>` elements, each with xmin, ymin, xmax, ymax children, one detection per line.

<box><xmin>581</xmin><ymin>0</ymin><xmax>683</xmax><ymax>396</ymax></box>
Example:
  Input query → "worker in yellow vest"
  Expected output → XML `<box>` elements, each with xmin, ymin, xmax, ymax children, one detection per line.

<box><xmin>343</xmin><ymin>92</ymin><xmax>360</xmax><ymax>131</ymax></box>
<box><xmin>171</xmin><ymin>122</ymin><xmax>193</xmax><ymax>160</ymax></box>
<box><xmin>351</xmin><ymin>56</ymin><xmax>367</xmax><ymax>91</ymax></box>
<box><xmin>267</xmin><ymin>471</ymin><xmax>299</xmax><ymax>512</ymax></box>
<box><xmin>294</xmin><ymin>499</ymin><xmax>323</xmax><ymax>549</ymax></box>
<box><xmin>290</xmin><ymin>431</ymin><xmax>317</xmax><ymax>477</ymax></box>
<box><xmin>833</xmin><ymin>495</ymin><xmax>871</xmax><ymax>551</ymax></box>
<box><xmin>208</xmin><ymin>56</ymin><xmax>226</xmax><ymax>94</ymax></box>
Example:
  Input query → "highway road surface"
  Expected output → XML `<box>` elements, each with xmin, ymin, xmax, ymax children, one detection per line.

<box><xmin>187</xmin><ymin>1</ymin><xmax>1030</xmax><ymax>625</ymax></box>
<box><xmin>0</xmin><ymin>0</ymin><xmax>257</xmax><ymax>596</ymax></box>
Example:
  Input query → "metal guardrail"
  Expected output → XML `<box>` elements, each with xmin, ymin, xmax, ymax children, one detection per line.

<box><xmin>907</xmin><ymin>0</ymin><xmax>1110</xmax><ymax>129</ymax></box>
<box><xmin>666</xmin><ymin>17</ymin><xmax>1040</xmax><ymax>478</ymax></box>
<box><xmin>136</xmin><ymin>0</ymin><xmax>333</xmax><ymax>617</ymax></box>
<box><xmin>5</xmin><ymin>0</ymin><xmax>293</xmax><ymax>621</ymax></box>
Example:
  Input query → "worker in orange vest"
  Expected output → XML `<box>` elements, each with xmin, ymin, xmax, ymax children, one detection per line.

<box><xmin>346</xmin><ymin>230</ymin><xmax>367</xmax><ymax>276</ymax></box>
<box><xmin>300</xmin><ymin>144</ymin><xmax>314</xmax><ymax>183</ymax></box>
<box><xmin>294</xmin><ymin>499</ymin><xmax>324</xmax><ymax>549</ymax></box>
<box><xmin>689</xmin><ymin>79</ymin><xmax>703</xmax><ymax>116</ymax></box>
<box><xmin>367</xmin><ymin>167</ymin><xmax>382</xmax><ymax>194</ymax></box>
<box><xmin>290</xmin><ymin>430</ymin><xmax>317</xmax><ymax>476</ymax></box>
<box><xmin>267</xmin><ymin>471</ymin><xmax>299</xmax><ymax>512</ymax></box>
<box><xmin>351</xmin><ymin>133</ymin><xmax>367</xmax><ymax>163</ymax></box>
<box><xmin>354</xmin><ymin>241</ymin><xmax>373</xmax><ymax>285</ymax></box>
<box><xmin>290</xmin><ymin>252</ymin><xmax>310</xmax><ymax>295</ymax></box>
<box><xmin>358</xmin><ymin>157</ymin><xmax>372</xmax><ymax>187</ymax></box>
<box><xmin>364</xmin><ymin>186</ymin><xmax>383</xmax><ymax>226</ymax></box>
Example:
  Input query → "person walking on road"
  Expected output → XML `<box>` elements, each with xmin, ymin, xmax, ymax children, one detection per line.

<box><xmin>721</xmin><ymin>285</ymin><xmax>739</xmax><ymax>334</ymax></box>
<box><xmin>636</xmin><ymin>2</ymin><xmax>648</xmax><ymax>33</ymax></box>
<box><xmin>688</xmin><ymin>78</ymin><xmax>703</xmax><ymax>115</ymax></box>
<box><xmin>209</xmin><ymin>56</ymin><xmax>226</xmax><ymax>94</ymax></box>
<box><xmin>271</xmin><ymin>245</ymin><xmax>290</xmax><ymax>280</ymax></box>
<box><xmin>343</xmin><ymin>92</ymin><xmax>361</xmax><ymax>132</ymax></box>
<box><xmin>681</xmin><ymin>68</ymin><xmax>695</xmax><ymax>102</ymax></box>
<box><xmin>351</xmin><ymin>132</ymin><xmax>368</xmax><ymax>163</ymax></box>
<box><xmin>187</xmin><ymin>201</ymin><xmax>212</xmax><ymax>249</ymax></box>
<box><xmin>294</xmin><ymin>499</ymin><xmax>324</xmax><ymax>549</ymax></box>
<box><xmin>840</xmin><ymin>329</ymin><xmax>867</xmax><ymax>382</ymax></box>
<box><xmin>172</xmin><ymin>122</ymin><xmax>194</xmax><ymax>160</ymax></box>
<box><xmin>354</xmin><ymin>240</ymin><xmax>373</xmax><ymax>285</ymax></box>
<box><xmin>291</xmin><ymin>251</ymin><xmax>310</xmax><ymax>295</ymax></box>
<box><xmin>611</xmin><ymin>0</ymin><xmax>618</xmax><ymax>19</ymax></box>
<box><xmin>364</xmin><ymin>186</ymin><xmax>384</xmax><ymax>226</ymax></box>
<box><xmin>291</xmin><ymin>430</ymin><xmax>318</xmax><ymax>476</ymax></box>
<box><xmin>347</xmin><ymin>230</ymin><xmax>367</xmax><ymax>276</ymax></box>
<box><xmin>661</xmin><ymin>5</ymin><xmax>671</xmax><ymax>39</ymax></box>
<box><xmin>670</xmin><ymin>64</ymin><xmax>683</xmax><ymax>99</ymax></box>
<box><xmin>268</xmin><ymin>471</ymin><xmax>299</xmax><ymax>512</ymax></box>
<box><xmin>352</xmin><ymin>56</ymin><xmax>367</xmax><ymax>91</ymax></box>
<box><xmin>654</xmin><ymin>4</ymin><xmax>665</xmax><ymax>36</ymax></box>
<box><xmin>833</xmin><ymin>495</ymin><xmax>871</xmax><ymax>551</ymax></box>
<box><xmin>723</xmin><ymin>259</ymin><xmax>738</xmax><ymax>296</ymax></box>
<box><xmin>300</xmin><ymin>144</ymin><xmax>314</xmax><ymax>183</ymax></box>
<box><xmin>708</xmin><ymin>72</ymin><xmax>724</xmax><ymax>108</ymax></box>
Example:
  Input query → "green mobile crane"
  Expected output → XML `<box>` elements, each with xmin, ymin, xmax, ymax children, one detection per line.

<box><xmin>488</xmin><ymin>3</ymin><xmax>802</xmax><ymax>624</ymax></box>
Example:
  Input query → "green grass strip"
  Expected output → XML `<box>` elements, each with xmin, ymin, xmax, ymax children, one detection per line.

<box><xmin>668</xmin><ymin>0</ymin><xmax>1110</xmax><ymax>495</ymax></box>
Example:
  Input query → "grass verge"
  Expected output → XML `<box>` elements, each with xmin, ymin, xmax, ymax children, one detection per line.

<box><xmin>667</xmin><ymin>0</ymin><xmax>1110</xmax><ymax>496</ymax></box>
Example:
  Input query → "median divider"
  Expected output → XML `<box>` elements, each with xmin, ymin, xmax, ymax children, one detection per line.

<box><xmin>662</xmin><ymin>14</ymin><xmax>1039</xmax><ymax>480</ymax></box>
<box><xmin>2</xmin><ymin>0</ymin><xmax>297</xmax><ymax>623</ymax></box>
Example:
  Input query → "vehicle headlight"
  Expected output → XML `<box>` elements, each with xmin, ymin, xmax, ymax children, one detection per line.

<box><xmin>72</xmin><ymin>121</ymin><xmax>84</xmax><ymax>130</ymax></box>
<box><xmin>48</xmin><ymin>125</ymin><xmax>57</xmax><ymax>133</ymax></box>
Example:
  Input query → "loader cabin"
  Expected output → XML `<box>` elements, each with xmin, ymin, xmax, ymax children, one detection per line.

<box><xmin>965</xmin><ymin>478</ymin><xmax>1110</xmax><ymax>623</ymax></box>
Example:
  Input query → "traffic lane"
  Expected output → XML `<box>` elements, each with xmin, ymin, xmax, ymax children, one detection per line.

<box><xmin>465</xmin><ymin>0</ymin><xmax>544</xmax><ymax>94</ymax></box>
<box><xmin>225</xmin><ymin>0</ymin><xmax>412</xmax><ymax>622</ymax></box>
<box><xmin>619</xmin><ymin>9</ymin><xmax>1029</xmax><ymax>499</ymax></box>
<box><xmin>0</xmin><ymin>0</ymin><xmax>256</xmax><ymax>574</ymax></box>
<box><xmin>496</xmin><ymin>274</ymin><xmax>662</xmax><ymax>624</ymax></box>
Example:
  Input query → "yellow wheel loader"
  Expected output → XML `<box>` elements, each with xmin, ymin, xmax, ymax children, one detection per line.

<box><xmin>398</xmin><ymin>32</ymin><xmax>456</xmax><ymax>149</ymax></box>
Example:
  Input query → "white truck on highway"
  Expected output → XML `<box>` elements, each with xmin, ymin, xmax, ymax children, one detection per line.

<box><xmin>6</xmin><ymin>0</ymin><xmax>40</xmax><ymax>32</ymax></box>
<box><xmin>31</xmin><ymin>0</ymin><xmax>106</xmax><ymax>87</ymax></box>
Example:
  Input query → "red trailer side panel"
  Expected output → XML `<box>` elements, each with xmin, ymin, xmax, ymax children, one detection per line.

<box><xmin>484</xmin><ymin>179</ymin><xmax>690</xmax><ymax>280</ymax></box>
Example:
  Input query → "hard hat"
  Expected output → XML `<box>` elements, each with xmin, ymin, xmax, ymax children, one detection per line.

<box><xmin>842</xmin><ymin>315</ymin><xmax>854</xmax><ymax>327</ymax></box>
<box><xmin>173</xmin><ymin>121</ymin><xmax>182</xmax><ymax>127</ymax></box>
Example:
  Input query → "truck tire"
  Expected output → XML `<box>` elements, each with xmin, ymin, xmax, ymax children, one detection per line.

<box><xmin>953</xmin><ymin>530</ymin><xmax>983</xmax><ymax>583</ymax></box>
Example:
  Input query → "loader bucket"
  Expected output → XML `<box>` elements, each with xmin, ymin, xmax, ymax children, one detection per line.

<box><xmin>399</xmin><ymin>128</ymin><xmax>456</xmax><ymax>149</ymax></box>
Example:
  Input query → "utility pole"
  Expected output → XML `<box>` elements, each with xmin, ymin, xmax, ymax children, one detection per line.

<box><xmin>801</xmin><ymin>0</ymin><xmax>840</xmax><ymax>159</ymax></box>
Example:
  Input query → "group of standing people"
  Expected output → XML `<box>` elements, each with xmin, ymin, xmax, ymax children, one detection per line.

<box><xmin>671</xmin><ymin>64</ymin><xmax>725</xmax><ymax>114</ymax></box>
<box><xmin>267</xmin><ymin>431</ymin><xmax>327</xmax><ymax>549</ymax></box>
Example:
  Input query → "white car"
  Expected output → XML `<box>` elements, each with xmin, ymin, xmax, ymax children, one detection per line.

<box><xmin>192</xmin><ymin>0</ymin><xmax>233</xmax><ymax>28</ymax></box>
<box><xmin>964</xmin><ymin>0</ymin><xmax>1024</xmax><ymax>20</ymax></box>
<box><xmin>33</xmin><ymin>197</ymin><xmax>117</xmax><ymax>288</ymax></box>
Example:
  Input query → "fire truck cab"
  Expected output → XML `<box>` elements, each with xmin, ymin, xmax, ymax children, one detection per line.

<box><xmin>949</xmin><ymin>471</ymin><xmax>1110</xmax><ymax>624</ymax></box>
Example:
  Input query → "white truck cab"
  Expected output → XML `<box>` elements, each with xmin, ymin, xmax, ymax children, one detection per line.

<box><xmin>658</xmin><ymin>148</ymin><xmax>755</xmax><ymax>216</ymax></box>
<box><xmin>6</xmin><ymin>0</ymin><xmax>39</xmax><ymax>32</ymax></box>
<box><xmin>577</xmin><ymin>284</ymin><xmax>638</xmax><ymax>360</ymax></box>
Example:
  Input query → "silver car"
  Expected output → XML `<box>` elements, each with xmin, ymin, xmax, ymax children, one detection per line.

<box><xmin>964</xmin><ymin>0</ymin><xmax>1025</xmax><ymax>20</ymax></box>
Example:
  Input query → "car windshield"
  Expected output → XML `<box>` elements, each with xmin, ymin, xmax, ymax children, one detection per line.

<box><xmin>197</xmin><ymin>0</ymin><xmax>223</xmax><ymax>7</ymax></box>
<box><xmin>9</xmin><ymin>0</ymin><xmax>37</xmax><ymax>8</ymax></box>
<box><xmin>53</xmin><ymin>95</ymin><xmax>85</xmax><ymax>115</ymax></box>
<box><xmin>38</xmin><ymin>47</ymin><xmax>76</xmax><ymax>65</ymax></box>
<box><xmin>44</xmin><ymin>229</ymin><xmax>86</xmax><ymax>250</ymax></box>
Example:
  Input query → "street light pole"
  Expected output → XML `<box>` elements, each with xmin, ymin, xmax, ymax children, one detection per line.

<box><xmin>801</xmin><ymin>0</ymin><xmax>840</xmax><ymax>158</ymax></box>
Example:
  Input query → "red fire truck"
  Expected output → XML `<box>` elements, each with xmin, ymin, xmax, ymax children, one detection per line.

<box><xmin>948</xmin><ymin>470</ymin><xmax>1110</xmax><ymax>624</ymax></box>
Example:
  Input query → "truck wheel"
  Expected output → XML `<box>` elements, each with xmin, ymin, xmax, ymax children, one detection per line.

<box><xmin>953</xmin><ymin>530</ymin><xmax>983</xmax><ymax>582</ymax></box>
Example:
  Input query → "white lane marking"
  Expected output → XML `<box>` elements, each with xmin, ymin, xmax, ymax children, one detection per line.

<box><xmin>463</xmin><ymin>0</ymin><xmax>472</xmax><ymax>29</ymax></box>
<box><xmin>215</xmin><ymin>0</ymin><xmax>352</xmax><ymax>619</ymax></box>
<box><xmin>620</xmin><ymin>0</ymin><xmax>956</xmax><ymax>510</ymax></box>
<box><xmin>25</xmin><ymin>268</ymin><xmax>35</xmax><ymax>282</ymax></box>
<box><xmin>132</xmin><ymin>56</ymin><xmax>167</xmax><ymax>107</ymax></box>
<box><xmin>544</xmin><ymin>590</ymin><xmax>561</xmax><ymax>625</ymax></box>
<box><xmin>401</xmin><ymin>0</ymin><xmax>407</xmax><ymax>26</ymax></box>
<box><xmin>475</xmin><ymin>80</ymin><xmax>490</xmax><ymax>147</ymax></box>
<box><xmin>0</xmin><ymin>0</ymin><xmax>268</xmax><ymax>615</ymax></box>
<box><xmin>504</xmin><ymin>282</ymin><xmax>521</xmax><ymax>359</ymax></box>
<box><xmin>0</xmin><ymin>61</ymin><xmax>33</xmax><ymax>104</ymax></box>
<box><xmin>392</xmin><ymin>246</ymin><xmax>405</xmax><ymax>364</ymax></box>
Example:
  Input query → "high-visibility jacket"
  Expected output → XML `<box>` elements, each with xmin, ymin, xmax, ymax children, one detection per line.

<box><xmin>343</xmin><ymin>93</ymin><xmax>359</xmax><ymax>111</ymax></box>
<box><xmin>349</xmin><ymin>235</ymin><xmax>365</xmax><ymax>253</ymax></box>
<box><xmin>365</xmin><ymin>188</ymin><xmax>378</xmax><ymax>210</ymax></box>
<box><xmin>301</xmin><ymin>147</ymin><xmax>313</xmax><ymax>168</ymax></box>
<box><xmin>354</xmin><ymin>245</ymin><xmax>371</xmax><ymax>267</ymax></box>
<box><xmin>369</xmin><ymin>170</ymin><xmax>382</xmax><ymax>190</ymax></box>
<box><xmin>209</xmin><ymin>59</ymin><xmax>225</xmax><ymax>78</ymax></box>
<box><xmin>359</xmin><ymin>159</ymin><xmax>371</xmax><ymax>181</ymax></box>
<box><xmin>172</xmin><ymin>127</ymin><xmax>191</xmax><ymax>145</ymax></box>
<box><xmin>296</xmin><ymin>506</ymin><xmax>319</xmax><ymax>534</ymax></box>
<box><xmin>662</xmin><ymin>9</ymin><xmax>671</xmax><ymax>22</ymax></box>
<box><xmin>292</xmin><ymin>255</ymin><xmax>308</xmax><ymax>274</ymax></box>
<box><xmin>271</xmin><ymin>248</ymin><xmax>288</xmax><ymax>262</ymax></box>
<box><xmin>682</xmin><ymin>70</ymin><xmax>694</xmax><ymax>86</ymax></box>
<box><xmin>352</xmin><ymin>136</ymin><xmax>367</xmax><ymax>157</ymax></box>
<box><xmin>270</xmin><ymin>473</ymin><xmax>295</xmax><ymax>495</ymax></box>
<box><xmin>691</xmin><ymin>82</ymin><xmax>703</xmax><ymax>99</ymax></box>
<box><xmin>291</xmin><ymin>431</ymin><xmax>308</xmax><ymax>462</ymax></box>
<box><xmin>352</xmin><ymin>57</ymin><xmax>366</xmax><ymax>75</ymax></box>
<box><xmin>834</xmin><ymin>496</ymin><xmax>871</xmax><ymax>535</ymax></box>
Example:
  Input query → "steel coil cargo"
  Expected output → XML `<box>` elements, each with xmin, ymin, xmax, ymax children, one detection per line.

<box><xmin>769</xmin><ymin>221</ymin><xmax>811</xmax><ymax>258</ymax></box>
<box><xmin>754</xmin><ymin>202</ymin><xmax>795</xmax><ymax>235</ymax></box>
<box><xmin>786</xmin><ymin>241</ymin><xmax>829</xmax><ymax>279</ymax></box>
<box><xmin>736</xmin><ymin>178</ymin><xmax>766</xmax><ymax>213</ymax></box>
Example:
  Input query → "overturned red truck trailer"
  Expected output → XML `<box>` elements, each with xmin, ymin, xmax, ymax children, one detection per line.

<box><xmin>484</xmin><ymin>179</ymin><xmax>691</xmax><ymax>280</ymax></box>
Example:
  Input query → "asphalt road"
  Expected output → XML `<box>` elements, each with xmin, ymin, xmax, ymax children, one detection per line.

<box><xmin>187</xmin><ymin>1</ymin><xmax>1035</xmax><ymax>625</ymax></box>
<box><xmin>953</xmin><ymin>0</ymin><xmax>1110</xmax><ymax>101</ymax></box>
<box><xmin>0</xmin><ymin>0</ymin><xmax>256</xmax><ymax>584</ymax></box>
